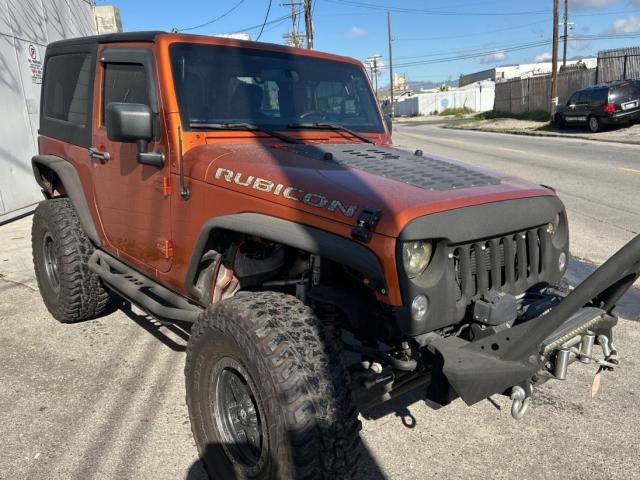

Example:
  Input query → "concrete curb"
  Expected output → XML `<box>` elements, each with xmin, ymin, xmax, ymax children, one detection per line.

<box><xmin>445</xmin><ymin>124</ymin><xmax>640</xmax><ymax>146</ymax></box>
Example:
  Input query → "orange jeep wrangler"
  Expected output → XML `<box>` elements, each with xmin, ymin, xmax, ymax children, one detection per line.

<box><xmin>31</xmin><ymin>32</ymin><xmax>639</xmax><ymax>479</ymax></box>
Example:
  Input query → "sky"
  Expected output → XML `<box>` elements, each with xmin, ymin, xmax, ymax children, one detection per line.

<box><xmin>100</xmin><ymin>0</ymin><xmax>640</xmax><ymax>85</ymax></box>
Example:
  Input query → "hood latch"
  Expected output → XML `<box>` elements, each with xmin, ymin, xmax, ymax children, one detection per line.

<box><xmin>351</xmin><ymin>208</ymin><xmax>381</xmax><ymax>242</ymax></box>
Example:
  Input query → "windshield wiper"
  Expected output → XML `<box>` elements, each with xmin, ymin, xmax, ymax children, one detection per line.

<box><xmin>189</xmin><ymin>122</ymin><xmax>300</xmax><ymax>144</ymax></box>
<box><xmin>287</xmin><ymin>122</ymin><xmax>374</xmax><ymax>144</ymax></box>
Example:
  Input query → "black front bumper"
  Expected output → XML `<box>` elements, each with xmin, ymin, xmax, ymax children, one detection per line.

<box><xmin>428</xmin><ymin>232</ymin><xmax>640</xmax><ymax>406</ymax></box>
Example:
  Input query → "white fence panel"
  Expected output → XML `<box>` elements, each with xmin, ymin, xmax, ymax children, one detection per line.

<box><xmin>394</xmin><ymin>96</ymin><xmax>419</xmax><ymax>116</ymax></box>
<box><xmin>394</xmin><ymin>81</ymin><xmax>495</xmax><ymax>117</ymax></box>
<box><xmin>0</xmin><ymin>0</ymin><xmax>96</xmax><ymax>223</ymax></box>
<box><xmin>0</xmin><ymin>35</ymin><xmax>40</xmax><ymax>220</ymax></box>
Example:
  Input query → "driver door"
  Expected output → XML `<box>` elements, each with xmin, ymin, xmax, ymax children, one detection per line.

<box><xmin>90</xmin><ymin>46</ymin><xmax>173</xmax><ymax>273</ymax></box>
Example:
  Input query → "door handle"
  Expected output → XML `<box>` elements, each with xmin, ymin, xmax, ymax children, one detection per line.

<box><xmin>88</xmin><ymin>147</ymin><xmax>110</xmax><ymax>161</ymax></box>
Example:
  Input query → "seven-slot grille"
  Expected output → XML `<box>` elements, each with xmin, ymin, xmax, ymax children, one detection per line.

<box><xmin>451</xmin><ymin>226</ymin><xmax>552</xmax><ymax>304</ymax></box>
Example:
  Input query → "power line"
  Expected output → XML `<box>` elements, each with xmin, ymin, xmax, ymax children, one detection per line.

<box><xmin>394</xmin><ymin>20</ymin><xmax>549</xmax><ymax>43</ymax></box>
<box><xmin>176</xmin><ymin>0</ymin><xmax>246</xmax><ymax>32</ymax></box>
<box><xmin>376</xmin><ymin>32</ymin><xmax>640</xmax><ymax>70</ymax></box>
<box><xmin>256</xmin><ymin>0</ymin><xmax>273</xmax><ymax>41</ymax></box>
<box><xmin>387</xmin><ymin>40</ymin><xmax>553</xmax><ymax>68</ymax></box>
<box><xmin>324</xmin><ymin>0</ymin><xmax>551</xmax><ymax>17</ymax></box>
<box><xmin>395</xmin><ymin>39</ymin><xmax>550</xmax><ymax>61</ymax></box>
<box><xmin>232</xmin><ymin>12</ymin><xmax>297</xmax><ymax>33</ymax></box>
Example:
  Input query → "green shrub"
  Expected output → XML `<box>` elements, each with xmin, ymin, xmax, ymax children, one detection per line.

<box><xmin>438</xmin><ymin>107</ymin><xmax>474</xmax><ymax>117</ymax></box>
<box><xmin>474</xmin><ymin>110</ymin><xmax>549</xmax><ymax>122</ymax></box>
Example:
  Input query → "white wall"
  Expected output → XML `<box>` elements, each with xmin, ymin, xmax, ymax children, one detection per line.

<box><xmin>394</xmin><ymin>81</ymin><xmax>495</xmax><ymax>117</ymax></box>
<box><xmin>495</xmin><ymin>59</ymin><xmax>597</xmax><ymax>81</ymax></box>
<box><xmin>0</xmin><ymin>0</ymin><xmax>96</xmax><ymax>223</ymax></box>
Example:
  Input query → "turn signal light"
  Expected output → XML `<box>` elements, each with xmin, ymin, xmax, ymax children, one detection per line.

<box><xmin>604</xmin><ymin>103</ymin><xmax>616</xmax><ymax>113</ymax></box>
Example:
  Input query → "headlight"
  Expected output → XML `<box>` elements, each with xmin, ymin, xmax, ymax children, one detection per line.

<box><xmin>546</xmin><ymin>213</ymin><xmax>560</xmax><ymax>238</ymax></box>
<box><xmin>402</xmin><ymin>241</ymin><xmax>433</xmax><ymax>278</ymax></box>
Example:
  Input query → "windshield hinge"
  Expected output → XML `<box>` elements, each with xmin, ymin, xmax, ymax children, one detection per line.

<box><xmin>351</xmin><ymin>208</ymin><xmax>381</xmax><ymax>242</ymax></box>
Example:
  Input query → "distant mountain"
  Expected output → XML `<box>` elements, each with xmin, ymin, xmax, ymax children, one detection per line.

<box><xmin>378</xmin><ymin>79</ymin><xmax>458</xmax><ymax>97</ymax></box>
<box><xmin>406</xmin><ymin>79</ymin><xmax>459</xmax><ymax>90</ymax></box>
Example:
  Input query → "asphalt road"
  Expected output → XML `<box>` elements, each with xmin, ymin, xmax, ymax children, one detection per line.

<box><xmin>2</xmin><ymin>129</ymin><xmax>640</xmax><ymax>480</ymax></box>
<box><xmin>394</xmin><ymin>123</ymin><xmax>640</xmax><ymax>267</ymax></box>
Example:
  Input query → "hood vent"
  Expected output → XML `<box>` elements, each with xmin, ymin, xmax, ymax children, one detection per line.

<box><xmin>296</xmin><ymin>144</ymin><xmax>500</xmax><ymax>192</ymax></box>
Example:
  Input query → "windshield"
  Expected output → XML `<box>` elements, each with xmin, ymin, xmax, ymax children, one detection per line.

<box><xmin>169</xmin><ymin>43</ymin><xmax>385</xmax><ymax>134</ymax></box>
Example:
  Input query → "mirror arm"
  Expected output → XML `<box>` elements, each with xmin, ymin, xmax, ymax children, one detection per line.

<box><xmin>136</xmin><ymin>138</ymin><xmax>165</xmax><ymax>168</ymax></box>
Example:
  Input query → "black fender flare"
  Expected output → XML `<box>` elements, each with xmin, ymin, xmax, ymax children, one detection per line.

<box><xmin>185</xmin><ymin>213</ymin><xmax>388</xmax><ymax>300</ymax></box>
<box><xmin>31</xmin><ymin>155</ymin><xmax>101</xmax><ymax>246</ymax></box>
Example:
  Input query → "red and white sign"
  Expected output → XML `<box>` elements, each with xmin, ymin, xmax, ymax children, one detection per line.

<box><xmin>26</xmin><ymin>43</ymin><xmax>43</xmax><ymax>84</ymax></box>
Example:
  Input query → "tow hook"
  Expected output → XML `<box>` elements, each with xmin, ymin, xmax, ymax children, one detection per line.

<box><xmin>510</xmin><ymin>386</ymin><xmax>530</xmax><ymax>420</ymax></box>
<box><xmin>553</xmin><ymin>332</ymin><xmax>619</xmax><ymax>379</ymax></box>
<box><xmin>597</xmin><ymin>334</ymin><xmax>619</xmax><ymax>370</ymax></box>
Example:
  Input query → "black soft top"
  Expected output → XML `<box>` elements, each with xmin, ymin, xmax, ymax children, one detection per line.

<box><xmin>47</xmin><ymin>31</ymin><xmax>165</xmax><ymax>50</ymax></box>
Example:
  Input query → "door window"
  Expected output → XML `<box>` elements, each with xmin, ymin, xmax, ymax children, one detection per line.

<box><xmin>568</xmin><ymin>93</ymin><xmax>579</xmax><ymax>105</ymax></box>
<box><xmin>576</xmin><ymin>91</ymin><xmax>589</xmax><ymax>104</ymax></box>
<box><xmin>101</xmin><ymin>63</ymin><xmax>150</xmax><ymax>126</ymax></box>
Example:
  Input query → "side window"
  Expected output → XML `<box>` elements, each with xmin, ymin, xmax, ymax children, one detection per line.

<box><xmin>576</xmin><ymin>91</ymin><xmax>588</xmax><ymax>104</ymax></box>
<box><xmin>43</xmin><ymin>53</ymin><xmax>92</xmax><ymax>125</ymax></box>
<box><xmin>568</xmin><ymin>93</ymin><xmax>579</xmax><ymax>105</ymax></box>
<box><xmin>591</xmin><ymin>89</ymin><xmax>607</xmax><ymax>106</ymax></box>
<box><xmin>102</xmin><ymin>63</ymin><xmax>150</xmax><ymax>125</ymax></box>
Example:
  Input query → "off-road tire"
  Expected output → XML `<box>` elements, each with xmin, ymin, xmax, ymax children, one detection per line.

<box><xmin>185</xmin><ymin>292</ymin><xmax>362</xmax><ymax>480</ymax></box>
<box><xmin>588</xmin><ymin>115</ymin><xmax>601</xmax><ymax>133</ymax></box>
<box><xmin>32</xmin><ymin>198</ymin><xmax>115</xmax><ymax>323</ymax></box>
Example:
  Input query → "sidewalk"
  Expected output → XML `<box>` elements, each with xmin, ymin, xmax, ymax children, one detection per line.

<box><xmin>0</xmin><ymin>215</ymin><xmax>38</xmax><ymax>290</ymax></box>
<box><xmin>448</xmin><ymin>117</ymin><xmax>640</xmax><ymax>145</ymax></box>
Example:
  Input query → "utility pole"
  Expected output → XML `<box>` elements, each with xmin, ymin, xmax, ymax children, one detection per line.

<box><xmin>387</xmin><ymin>11</ymin><xmax>394</xmax><ymax>117</ymax></box>
<box><xmin>562</xmin><ymin>0</ymin><xmax>568</xmax><ymax>67</ymax></box>
<box><xmin>551</xmin><ymin>0</ymin><xmax>559</xmax><ymax>119</ymax></box>
<box><xmin>303</xmin><ymin>0</ymin><xmax>313</xmax><ymax>49</ymax></box>
<box><xmin>283</xmin><ymin>2</ymin><xmax>302</xmax><ymax>48</ymax></box>
<box><xmin>366</xmin><ymin>55</ymin><xmax>381</xmax><ymax>99</ymax></box>
<box><xmin>373</xmin><ymin>56</ymin><xmax>379</xmax><ymax>98</ymax></box>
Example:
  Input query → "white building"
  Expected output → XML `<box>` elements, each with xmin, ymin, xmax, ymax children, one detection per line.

<box><xmin>0</xmin><ymin>1</ymin><xmax>113</xmax><ymax>224</ymax></box>
<box><xmin>394</xmin><ymin>80</ymin><xmax>495</xmax><ymax>117</ymax></box>
<box><xmin>95</xmin><ymin>6</ymin><xmax>122</xmax><ymax>34</ymax></box>
<box><xmin>459</xmin><ymin>58</ymin><xmax>597</xmax><ymax>86</ymax></box>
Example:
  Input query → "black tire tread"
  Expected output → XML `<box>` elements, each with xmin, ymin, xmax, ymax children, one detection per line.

<box><xmin>32</xmin><ymin>198</ymin><xmax>114</xmax><ymax>323</ymax></box>
<box><xmin>186</xmin><ymin>291</ymin><xmax>362</xmax><ymax>479</ymax></box>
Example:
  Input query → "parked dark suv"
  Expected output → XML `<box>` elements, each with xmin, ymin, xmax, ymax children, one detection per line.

<box><xmin>554</xmin><ymin>80</ymin><xmax>640</xmax><ymax>132</ymax></box>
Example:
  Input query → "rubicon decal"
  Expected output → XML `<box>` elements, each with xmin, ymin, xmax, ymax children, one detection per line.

<box><xmin>215</xmin><ymin>168</ymin><xmax>358</xmax><ymax>218</ymax></box>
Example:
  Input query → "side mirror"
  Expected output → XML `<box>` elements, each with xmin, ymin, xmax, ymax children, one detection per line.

<box><xmin>106</xmin><ymin>102</ymin><xmax>164</xmax><ymax>167</ymax></box>
<box><xmin>384</xmin><ymin>114</ymin><xmax>393</xmax><ymax>134</ymax></box>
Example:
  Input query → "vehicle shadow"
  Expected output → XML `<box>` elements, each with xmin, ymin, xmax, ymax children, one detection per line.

<box><xmin>119</xmin><ymin>301</ymin><xmax>191</xmax><ymax>352</ymax></box>
<box><xmin>184</xmin><ymin>440</ymin><xmax>388</xmax><ymax>480</ymax></box>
